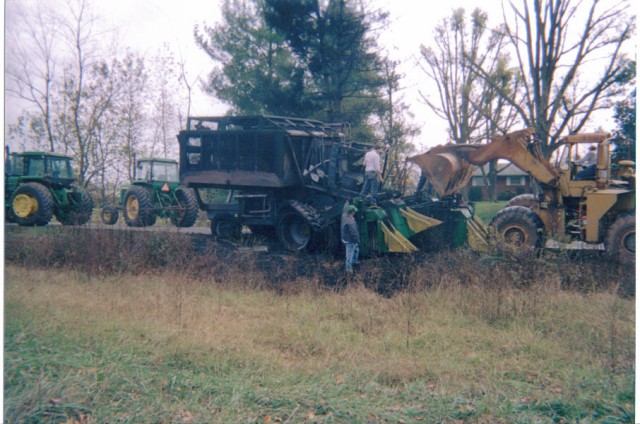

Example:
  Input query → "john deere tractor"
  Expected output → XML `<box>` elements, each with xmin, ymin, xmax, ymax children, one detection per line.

<box><xmin>101</xmin><ymin>157</ymin><xmax>199</xmax><ymax>228</ymax></box>
<box><xmin>5</xmin><ymin>150</ymin><xmax>94</xmax><ymax>226</ymax></box>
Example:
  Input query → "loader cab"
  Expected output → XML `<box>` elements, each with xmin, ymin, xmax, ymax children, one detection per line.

<box><xmin>552</xmin><ymin>134</ymin><xmax>615</xmax><ymax>191</ymax></box>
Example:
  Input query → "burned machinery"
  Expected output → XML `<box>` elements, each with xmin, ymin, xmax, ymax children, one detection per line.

<box><xmin>177</xmin><ymin>115</ymin><xmax>442</xmax><ymax>254</ymax></box>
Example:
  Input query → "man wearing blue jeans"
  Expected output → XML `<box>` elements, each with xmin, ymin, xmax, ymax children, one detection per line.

<box><xmin>341</xmin><ymin>204</ymin><xmax>360</xmax><ymax>273</ymax></box>
<box><xmin>359</xmin><ymin>142</ymin><xmax>385</xmax><ymax>207</ymax></box>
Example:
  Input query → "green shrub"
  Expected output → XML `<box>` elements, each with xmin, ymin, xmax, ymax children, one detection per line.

<box><xmin>497</xmin><ymin>189</ymin><xmax>517</xmax><ymax>201</ymax></box>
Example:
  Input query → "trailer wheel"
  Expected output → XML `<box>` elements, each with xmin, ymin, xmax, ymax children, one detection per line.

<box><xmin>277</xmin><ymin>209</ymin><xmax>312</xmax><ymax>252</ymax></box>
<box><xmin>605</xmin><ymin>213</ymin><xmax>635</xmax><ymax>267</ymax></box>
<box><xmin>490</xmin><ymin>206</ymin><xmax>544</xmax><ymax>250</ymax></box>
<box><xmin>123</xmin><ymin>186</ymin><xmax>155</xmax><ymax>227</ymax></box>
<box><xmin>10</xmin><ymin>182</ymin><xmax>54</xmax><ymax>226</ymax></box>
<box><xmin>171</xmin><ymin>186</ymin><xmax>199</xmax><ymax>228</ymax></box>
<box><xmin>211</xmin><ymin>214</ymin><xmax>240</xmax><ymax>238</ymax></box>
<box><xmin>56</xmin><ymin>188</ymin><xmax>94</xmax><ymax>225</ymax></box>
<box><xmin>101</xmin><ymin>205</ymin><xmax>119</xmax><ymax>225</ymax></box>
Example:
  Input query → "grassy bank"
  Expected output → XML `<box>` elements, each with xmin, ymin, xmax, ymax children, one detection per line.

<box><xmin>5</xmin><ymin>262</ymin><xmax>634</xmax><ymax>423</ymax></box>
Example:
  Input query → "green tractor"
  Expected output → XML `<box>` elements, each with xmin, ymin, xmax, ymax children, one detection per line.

<box><xmin>100</xmin><ymin>157</ymin><xmax>199</xmax><ymax>228</ymax></box>
<box><xmin>5</xmin><ymin>150</ymin><xmax>94</xmax><ymax>226</ymax></box>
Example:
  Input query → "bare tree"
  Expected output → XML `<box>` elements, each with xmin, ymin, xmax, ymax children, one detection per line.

<box><xmin>6</xmin><ymin>1</ymin><xmax>60</xmax><ymax>151</ymax></box>
<box><xmin>147</xmin><ymin>46</ymin><xmax>184</xmax><ymax>158</ymax></box>
<box><xmin>419</xmin><ymin>8</ymin><xmax>516</xmax><ymax>145</ymax></box>
<box><xmin>420</xmin><ymin>8</ymin><xmax>520</xmax><ymax>200</ymax></box>
<box><xmin>375</xmin><ymin>58</ymin><xmax>420</xmax><ymax>190</ymax></box>
<box><xmin>469</xmin><ymin>0</ymin><xmax>634</xmax><ymax>155</ymax></box>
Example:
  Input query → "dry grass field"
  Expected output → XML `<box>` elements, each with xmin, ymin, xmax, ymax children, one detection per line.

<box><xmin>4</xmin><ymin>226</ymin><xmax>635</xmax><ymax>422</ymax></box>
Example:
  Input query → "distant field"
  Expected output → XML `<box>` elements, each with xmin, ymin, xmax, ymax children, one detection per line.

<box><xmin>4</xmin><ymin>229</ymin><xmax>635</xmax><ymax>423</ymax></box>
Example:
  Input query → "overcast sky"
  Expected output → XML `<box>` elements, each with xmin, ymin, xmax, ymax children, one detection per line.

<box><xmin>4</xmin><ymin>0</ymin><xmax>632</xmax><ymax>151</ymax></box>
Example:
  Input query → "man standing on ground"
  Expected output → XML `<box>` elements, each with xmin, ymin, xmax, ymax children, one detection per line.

<box><xmin>360</xmin><ymin>142</ymin><xmax>385</xmax><ymax>207</ymax></box>
<box><xmin>341</xmin><ymin>203</ymin><xmax>360</xmax><ymax>273</ymax></box>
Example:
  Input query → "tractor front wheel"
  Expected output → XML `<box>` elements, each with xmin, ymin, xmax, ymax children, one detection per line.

<box><xmin>123</xmin><ymin>186</ymin><xmax>155</xmax><ymax>227</ymax></box>
<box><xmin>489</xmin><ymin>206</ymin><xmax>544</xmax><ymax>251</ymax></box>
<box><xmin>101</xmin><ymin>205</ymin><xmax>119</xmax><ymax>225</ymax></box>
<box><xmin>10</xmin><ymin>182</ymin><xmax>55</xmax><ymax>226</ymax></box>
<box><xmin>171</xmin><ymin>186</ymin><xmax>199</xmax><ymax>228</ymax></box>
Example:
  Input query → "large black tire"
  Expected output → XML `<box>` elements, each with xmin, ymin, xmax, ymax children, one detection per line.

<box><xmin>101</xmin><ymin>205</ymin><xmax>119</xmax><ymax>225</ymax></box>
<box><xmin>277</xmin><ymin>208</ymin><xmax>312</xmax><ymax>252</ymax></box>
<box><xmin>123</xmin><ymin>186</ymin><xmax>155</xmax><ymax>227</ymax></box>
<box><xmin>211</xmin><ymin>214</ymin><xmax>240</xmax><ymax>238</ymax></box>
<box><xmin>5</xmin><ymin>206</ymin><xmax>17</xmax><ymax>223</ymax></box>
<box><xmin>56</xmin><ymin>188</ymin><xmax>94</xmax><ymax>225</ymax></box>
<box><xmin>10</xmin><ymin>182</ymin><xmax>55</xmax><ymax>226</ymax></box>
<box><xmin>489</xmin><ymin>206</ymin><xmax>544</xmax><ymax>249</ymax></box>
<box><xmin>171</xmin><ymin>186</ymin><xmax>199</xmax><ymax>228</ymax></box>
<box><xmin>605</xmin><ymin>213</ymin><xmax>635</xmax><ymax>267</ymax></box>
<box><xmin>506</xmin><ymin>194</ymin><xmax>538</xmax><ymax>209</ymax></box>
<box><xmin>277</xmin><ymin>200</ymin><xmax>330</xmax><ymax>253</ymax></box>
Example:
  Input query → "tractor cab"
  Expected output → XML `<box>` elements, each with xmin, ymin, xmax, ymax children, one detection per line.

<box><xmin>5</xmin><ymin>151</ymin><xmax>74</xmax><ymax>185</ymax></box>
<box><xmin>134</xmin><ymin>158</ymin><xmax>180</xmax><ymax>184</ymax></box>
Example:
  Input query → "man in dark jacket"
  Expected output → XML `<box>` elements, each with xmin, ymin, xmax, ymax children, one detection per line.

<box><xmin>341</xmin><ymin>203</ymin><xmax>360</xmax><ymax>273</ymax></box>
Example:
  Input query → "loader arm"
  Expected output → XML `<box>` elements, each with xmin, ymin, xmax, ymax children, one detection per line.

<box><xmin>409</xmin><ymin>128</ymin><xmax>561</xmax><ymax>197</ymax></box>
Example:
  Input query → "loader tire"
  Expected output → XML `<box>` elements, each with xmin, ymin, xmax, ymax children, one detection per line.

<box><xmin>171</xmin><ymin>186</ymin><xmax>199</xmax><ymax>228</ymax></box>
<box><xmin>101</xmin><ymin>205</ymin><xmax>119</xmax><ymax>225</ymax></box>
<box><xmin>605</xmin><ymin>213</ymin><xmax>635</xmax><ymax>267</ymax></box>
<box><xmin>506</xmin><ymin>194</ymin><xmax>538</xmax><ymax>209</ymax></box>
<box><xmin>490</xmin><ymin>206</ymin><xmax>544</xmax><ymax>250</ymax></box>
<box><xmin>10</xmin><ymin>182</ymin><xmax>55</xmax><ymax>226</ymax></box>
<box><xmin>123</xmin><ymin>186</ymin><xmax>155</xmax><ymax>227</ymax></box>
<box><xmin>56</xmin><ymin>188</ymin><xmax>94</xmax><ymax>225</ymax></box>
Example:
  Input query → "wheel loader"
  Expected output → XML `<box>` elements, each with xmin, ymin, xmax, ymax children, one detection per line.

<box><xmin>177</xmin><ymin>115</ymin><xmax>444</xmax><ymax>254</ymax></box>
<box><xmin>5</xmin><ymin>149</ymin><xmax>94</xmax><ymax>226</ymax></box>
<box><xmin>100</xmin><ymin>157</ymin><xmax>199</xmax><ymax>228</ymax></box>
<box><xmin>409</xmin><ymin>128</ymin><xmax>635</xmax><ymax>265</ymax></box>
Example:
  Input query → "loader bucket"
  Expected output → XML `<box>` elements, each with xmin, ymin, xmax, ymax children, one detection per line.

<box><xmin>381</xmin><ymin>221</ymin><xmax>418</xmax><ymax>253</ymax></box>
<box><xmin>408</xmin><ymin>149</ymin><xmax>476</xmax><ymax>197</ymax></box>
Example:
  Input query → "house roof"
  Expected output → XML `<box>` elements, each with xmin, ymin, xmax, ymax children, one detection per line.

<box><xmin>471</xmin><ymin>162</ymin><xmax>528</xmax><ymax>177</ymax></box>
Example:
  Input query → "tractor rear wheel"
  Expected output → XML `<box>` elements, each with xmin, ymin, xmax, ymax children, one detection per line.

<box><xmin>56</xmin><ymin>188</ymin><xmax>94</xmax><ymax>225</ymax></box>
<box><xmin>277</xmin><ymin>209</ymin><xmax>312</xmax><ymax>252</ymax></box>
<box><xmin>123</xmin><ymin>186</ymin><xmax>155</xmax><ymax>227</ymax></box>
<box><xmin>605</xmin><ymin>213</ymin><xmax>635</xmax><ymax>267</ymax></box>
<box><xmin>171</xmin><ymin>186</ymin><xmax>199</xmax><ymax>228</ymax></box>
<box><xmin>10</xmin><ymin>182</ymin><xmax>55</xmax><ymax>226</ymax></box>
<box><xmin>490</xmin><ymin>206</ymin><xmax>544</xmax><ymax>250</ymax></box>
<box><xmin>101</xmin><ymin>205</ymin><xmax>119</xmax><ymax>225</ymax></box>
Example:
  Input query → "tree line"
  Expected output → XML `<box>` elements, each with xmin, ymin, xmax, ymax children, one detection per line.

<box><xmin>6</xmin><ymin>0</ymin><xmax>191</xmax><ymax>203</ymax></box>
<box><xmin>5</xmin><ymin>0</ymin><xmax>635</xmax><ymax>204</ymax></box>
